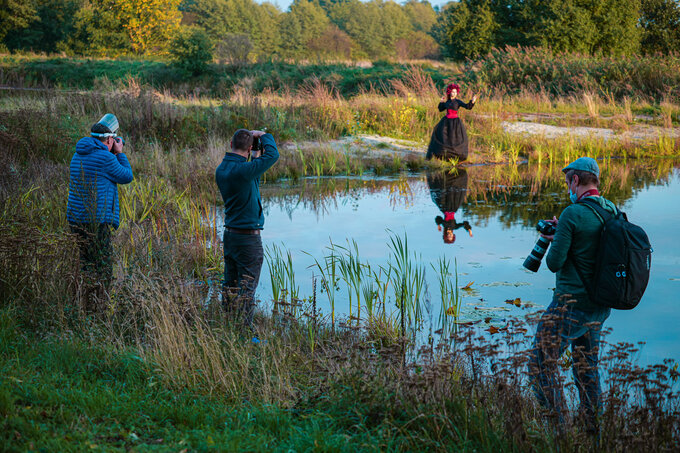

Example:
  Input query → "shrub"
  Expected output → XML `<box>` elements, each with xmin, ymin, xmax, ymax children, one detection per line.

<box><xmin>169</xmin><ymin>26</ymin><xmax>214</xmax><ymax>76</ymax></box>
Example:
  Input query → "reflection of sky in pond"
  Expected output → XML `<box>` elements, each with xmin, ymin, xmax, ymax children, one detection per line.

<box><xmin>236</xmin><ymin>163</ymin><xmax>680</xmax><ymax>366</ymax></box>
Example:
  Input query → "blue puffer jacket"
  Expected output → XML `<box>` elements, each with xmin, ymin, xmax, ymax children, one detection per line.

<box><xmin>67</xmin><ymin>137</ymin><xmax>134</xmax><ymax>229</ymax></box>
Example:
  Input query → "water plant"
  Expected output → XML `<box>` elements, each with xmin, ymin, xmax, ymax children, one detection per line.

<box><xmin>336</xmin><ymin>239</ymin><xmax>364</xmax><ymax>321</ymax></box>
<box><xmin>386</xmin><ymin>232</ymin><xmax>425</xmax><ymax>329</ymax></box>
<box><xmin>305</xmin><ymin>242</ymin><xmax>340</xmax><ymax>330</ymax></box>
<box><xmin>432</xmin><ymin>256</ymin><xmax>461</xmax><ymax>339</ymax></box>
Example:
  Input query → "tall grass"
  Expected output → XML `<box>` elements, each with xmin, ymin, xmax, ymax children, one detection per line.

<box><xmin>1</xmin><ymin>66</ymin><xmax>680</xmax><ymax>450</ymax></box>
<box><xmin>1</xmin><ymin>162</ymin><xmax>679</xmax><ymax>451</ymax></box>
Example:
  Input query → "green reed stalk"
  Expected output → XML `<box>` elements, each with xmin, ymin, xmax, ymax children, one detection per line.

<box><xmin>264</xmin><ymin>244</ymin><xmax>286</xmax><ymax>305</ymax></box>
<box><xmin>304</xmin><ymin>242</ymin><xmax>339</xmax><ymax>330</ymax></box>
<box><xmin>361</xmin><ymin>274</ymin><xmax>376</xmax><ymax>322</ymax></box>
<box><xmin>284</xmin><ymin>249</ymin><xmax>299</xmax><ymax>315</ymax></box>
<box><xmin>375</xmin><ymin>265</ymin><xmax>392</xmax><ymax>322</ymax></box>
<box><xmin>297</xmin><ymin>147</ymin><xmax>308</xmax><ymax>176</ymax></box>
<box><xmin>337</xmin><ymin>239</ymin><xmax>363</xmax><ymax>321</ymax></box>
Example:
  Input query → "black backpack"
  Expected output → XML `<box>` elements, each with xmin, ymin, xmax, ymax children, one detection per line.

<box><xmin>573</xmin><ymin>198</ymin><xmax>652</xmax><ymax>310</ymax></box>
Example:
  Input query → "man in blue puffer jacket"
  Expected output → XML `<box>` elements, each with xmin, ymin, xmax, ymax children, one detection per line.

<box><xmin>67</xmin><ymin>114</ymin><xmax>133</xmax><ymax>305</ymax></box>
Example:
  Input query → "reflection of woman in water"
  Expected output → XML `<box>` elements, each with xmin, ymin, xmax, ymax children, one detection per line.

<box><xmin>426</xmin><ymin>83</ymin><xmax>478</xmax><ymax>162</ymax></box>
<box><xmin>427</xmin><ymin>169</ymin><xmax>473</xmax><ymax>244</ymax></box>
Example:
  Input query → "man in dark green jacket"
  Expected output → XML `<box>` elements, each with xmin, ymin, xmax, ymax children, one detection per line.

<box><xmin>528</xmin><ymin>157</ymin><xmax>616</xmax><ymax>431</ymax></box>
<box><xmin>215</xmin><ymin>129</ymin><xmax>279</xmax><ymax>331</ymax></box>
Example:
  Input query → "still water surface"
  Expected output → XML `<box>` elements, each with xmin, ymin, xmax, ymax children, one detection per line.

<box><xmin>248</xmin><ymin>160</ymin><xmax>679</xmax><ymax>365</ymax></box>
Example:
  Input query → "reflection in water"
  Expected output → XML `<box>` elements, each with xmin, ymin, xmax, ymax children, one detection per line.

<box><xmin>259</xmin><ymin>159</ymin><xmax>679</xmax><ymax>230</ymax></box>
<box><xmin>427</xmin><ymin>169</ymin><xmax>473</xmax><ymax>244</ymax></box>
<box><xmin>243</xmin><ymin>159</ymin><xmax>680</xmax><ymax>364</ymax></box>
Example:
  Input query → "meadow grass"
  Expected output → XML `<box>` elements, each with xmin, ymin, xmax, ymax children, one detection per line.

<box><xmin>1</xmin><ymin>81</ymin><xmax>678</xmax><ymax>195</ymax></box>
<box><xmin>1</xmin><ymin>70</ymin><xmax>680</xmax><ymax>450</ymax></box>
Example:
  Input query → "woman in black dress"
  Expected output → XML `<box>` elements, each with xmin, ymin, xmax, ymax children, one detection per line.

<box><xmin>426</xmin><ymin>83</ymin><xmax>478</xmax><ymax>162</ymax></box>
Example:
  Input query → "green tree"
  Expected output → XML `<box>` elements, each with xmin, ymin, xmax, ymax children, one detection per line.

<box><xmin>170</xmin><ymin>26</ymin><xmax>213</xmax><ymax>74</ymax></box>
<box><xmin>396</xmin><ymin>31</ymin><xmax>439</xmax><ymax>59</ymax></box>
<box><xmin>4</xmin><ymin>0</ymin><xmax>84</xmax><ymax>53</ymax></box>
<box><xmin>190</xmin><ymin>0</ymin><xmax>281</xmax><ymax>59</ymax></box>
<box><xmin>329</xmin><ymin>0</ymin><xmax>401</xmax><ymax>58</ymax></box>
<box><xmin>65</xmin><ymin>0</ymin><xmax>130</xmax><ymax>56</ymax></box>
<box><xmin>488</xmin><ymin>0</ymin><xmax>531</xmax><ymax>47</ymax></box>
<box><xmin>592</xmin><ymin>0</ymin><xmax>640</xmax><ymax>55</ymax></box>
<box><xmin>403</xmin><ymin>0</ymin><xmax>436</xmax><ymax>33</ymax></box>
<box><xmin>280</xmin><ymin>0</ymin><xmax>329</xmax><ymax>58</ymax></box>
<box><xmin>519</xmin><ymin>0</ymin><xmax>640</xmax><ymax>55</ymax></box>
<box><xmin>0</xmin><ymin>0</ymin><xmax>37</xmax><ymax>45</ymax></box>
<box><xmin>521</xmin><ymin>0</ymin><xmax>597</xmax><ymax>54</ymax></box>
<box><xmin>116</xmin><ymin>0</ymin><xmax>183</xmax><ymax>54</ymax></box>
<box><xmin>382</xmin><ymin>0</ymin><xmax>414</xmax><ymax>48</ymax></box>
<box><xmin>307</xmin><ymin>24</ymin><xmax>355</xmax><ymax>59</ymax></box>
<box><xmin>639</xmin><ymin>0</ymin><xmax>680</xmax><ymax>53</ymax></box>
<box><xmin>433</xmin><ymin>0</ymin><xmax>498</xmax><ymax>60</ymax></box>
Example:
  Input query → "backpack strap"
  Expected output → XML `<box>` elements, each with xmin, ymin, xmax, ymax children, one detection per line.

<box><xmin>568</xmin><ymin>197</ymin><xmax>618</xmax><ymax>303</ymax></box>
<box><xmin>578</xmin><ymin>197</ymin><xmax>616</xmax><ymax>224</ymax></box>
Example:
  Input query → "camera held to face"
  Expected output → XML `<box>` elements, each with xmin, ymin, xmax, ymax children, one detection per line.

<box><xmin>251</xmin><ymin>136</ymin><xmax>262</xmax><ymax>152</ymax></box>
<box><xmin>110</xmin><ymin>136</ymin><xmax>125</xmax><ymax>152</ymax></box>
<box><xmin>523</xmin><ymin>220</ymin><xmax>557</xmax><ymax>272</ymax></box>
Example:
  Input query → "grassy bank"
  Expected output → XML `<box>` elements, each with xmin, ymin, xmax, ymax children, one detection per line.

<box><xmin>0</xmin><ymin>308</ymin><xmax>521</xmax><ymax>451</ymax></box>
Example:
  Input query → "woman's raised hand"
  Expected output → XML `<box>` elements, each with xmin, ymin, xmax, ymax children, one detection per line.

<box><xmin>472</xmin><ymin>93</ymin><xmax>479</xmax><ymax>103</ymax></box>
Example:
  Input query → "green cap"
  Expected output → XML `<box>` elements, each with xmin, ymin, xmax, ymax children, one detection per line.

<box><xmin>562</xmin><ymin>157</ymin><xmax>600</xmax><ymax>178</ymax></box>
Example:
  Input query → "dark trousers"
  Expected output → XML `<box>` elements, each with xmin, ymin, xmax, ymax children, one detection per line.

<box><xmin>223</xmin><ymin>230</ymin><xmax>263</xmax><ymax>329</ymax></box>
<box><xmin>528</xmin><ymin>295</ymin><xmax>610</xmax><ymax>428</ymax></box>
<box><xmin>70</xmin><ymin>223</ymin><xmax>113</xmax><ymax>308</ymax></box>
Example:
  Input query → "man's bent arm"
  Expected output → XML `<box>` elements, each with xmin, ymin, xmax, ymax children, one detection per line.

<box><xmin>546</xmin><ymin>209</ymin><xmax>575</xmax><ymax>272</ymax></box>
<box><xmin>241</xmin><ymin>133</ymin><xmax>279</xmax><ymax>179</ymax></box>
<box><xmin>106</xmin><ymin>152</ymin><xmax>134</xmax><ymax>184</ymax></box>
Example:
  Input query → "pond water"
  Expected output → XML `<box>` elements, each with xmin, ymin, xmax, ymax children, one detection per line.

<box><xmin>240</xmin><ymin>159</ymin><xmax>679</xmax><ymax>366</ymax></box>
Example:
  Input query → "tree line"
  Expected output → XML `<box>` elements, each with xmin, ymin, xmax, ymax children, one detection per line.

<box><xmin>1</xmin><ymin>0</ymin><xmax>679</xmax><ymax>63</ymax></box>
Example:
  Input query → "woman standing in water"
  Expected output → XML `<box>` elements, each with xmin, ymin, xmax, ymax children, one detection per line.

<box><xmin>426</xmin><ymin>83</ymin><xmax>478</xmax><ymax>162</ymax></box>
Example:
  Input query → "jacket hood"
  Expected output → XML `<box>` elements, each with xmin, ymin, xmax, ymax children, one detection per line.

<box><xmin>76</xmin><ymin>137</ymin><xmax>109</xmax><ymax>156</ymax></box>
<box><xmin>591</xmin><ymin>195</ymin><xmax>617</xmax><ymax>214</ymax></box>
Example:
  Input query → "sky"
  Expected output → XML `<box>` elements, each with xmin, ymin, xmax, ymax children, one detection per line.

<box><xmin>257</xmin><ymin>0</ymin><xmax>451</xmax><ymax>13</ymax></box>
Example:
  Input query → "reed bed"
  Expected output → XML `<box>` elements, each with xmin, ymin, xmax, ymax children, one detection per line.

<box><xmin>1</xmin><ymin>71</ymin><xmax>678</xmax><ymax>190</ymax></box>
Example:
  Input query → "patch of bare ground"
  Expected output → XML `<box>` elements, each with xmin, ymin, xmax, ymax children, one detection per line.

<box><xmin>501</xmin><ymin>120</ymin><xmax>680</xmax><ymax>142</ymax></box>
<box><xmin>282</xmin><ymin>134</ymin><xmax>427</xmax><ymax>157</ymax></box>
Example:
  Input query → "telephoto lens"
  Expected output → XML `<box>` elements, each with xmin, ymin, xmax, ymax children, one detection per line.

<box><xmin>523</xmin><ymin>220</ymin><xmax>557</xmax><ymax>272</ymax></box>
<box><xmin>523</xmin><ymin>236</ymin><xmax>551</xmax><ymax>272</ymax></box>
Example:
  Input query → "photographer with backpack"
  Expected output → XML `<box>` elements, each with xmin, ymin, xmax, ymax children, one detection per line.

<box><xmin>527</xmin><ymin>157</ymin><xmax>651</xmax><ymax>433</ymax></box>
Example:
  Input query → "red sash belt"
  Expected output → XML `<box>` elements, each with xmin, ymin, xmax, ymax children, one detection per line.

<box><xmin>446</xmin><ymin>110</ymin><xmax>458</xmax><ymax>118</ymax></box>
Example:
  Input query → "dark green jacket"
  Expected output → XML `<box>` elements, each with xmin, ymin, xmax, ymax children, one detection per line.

<box><xmin>215</xmin><ymin>134</ymin><xmax>279</xmax><ymax>230</ymax></box>
<box><xmin>546</xmin><ymin>196</ymin><xmax>617</xmax><ymax>311</ymax></box>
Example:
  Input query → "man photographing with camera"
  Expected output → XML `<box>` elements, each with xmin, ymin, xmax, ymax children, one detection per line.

<box><xmin>527</xmin><ymin>157</ymin><xmax>617</xmax><ymax>432</ymax></box>
<box><xmin>67</xmin><ymin>113</ymin><xmax>134</xmax><ymax>309</ymax></box>
<box><xmin>215</xmin><ymin>129</ymin><xmax>279</xmax><ymax>334</ymax></box>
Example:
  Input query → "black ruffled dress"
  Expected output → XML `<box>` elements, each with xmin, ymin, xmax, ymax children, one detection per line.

<box><xmin>426</xmin><ymin>99</ymin><xmax>475</xmax><ymax>162</ymax></box>
<box><xmin>427</xmin><ymin>169</ymin><xmax>472</xmax><ymax>244</ymax></box>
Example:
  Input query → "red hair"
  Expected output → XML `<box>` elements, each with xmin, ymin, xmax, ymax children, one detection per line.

<box><xmin>446</xmin><ymin>83</ymin><xmax>461</xmax><ymax>96</ymax></box>
<box><xmin>443</xmin><ymin>231</ymin><xmax>456</xmax><ymax>244</ymax></box>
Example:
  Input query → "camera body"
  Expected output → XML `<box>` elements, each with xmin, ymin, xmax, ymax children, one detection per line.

<box><xmin>536</xmin><ymin>219</ymin><xmax>556</xmax><ymax>236</ymax></box>
<box><xmin>251</xmin><ymin>136</ymin><xmax>262</xmax><ymax>152</ymax></box>
<box><xmin>110</xmin><ymin>136</ymin><xmax>125</xmax><ymax>153</ymax></box>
